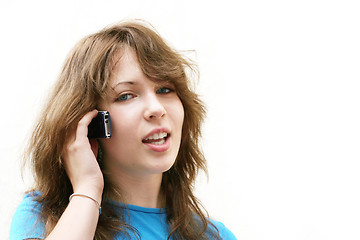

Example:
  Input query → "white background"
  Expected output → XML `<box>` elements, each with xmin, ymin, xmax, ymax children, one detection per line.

<box><xmin>1</xmin><ymin>0</ymin><xmax>360</xmax><ymax>239</ymax></box>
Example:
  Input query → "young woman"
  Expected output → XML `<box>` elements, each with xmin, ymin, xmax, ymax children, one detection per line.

<box><xmin>10</xmin><ymin>20</ymin><xmax>236</xmax><ymax>240</ymax></box>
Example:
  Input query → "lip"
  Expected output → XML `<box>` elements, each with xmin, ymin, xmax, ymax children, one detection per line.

<box><xmin>142</xmin><ymin>128</ymin><xmax>171</xmax><ymax>152</ymax></box>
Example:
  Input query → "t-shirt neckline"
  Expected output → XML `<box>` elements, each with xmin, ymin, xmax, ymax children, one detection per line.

<box><xmin>108</xmin><ymin>200</ymin><xmax>166</xmax><ymax>214</ymax></box>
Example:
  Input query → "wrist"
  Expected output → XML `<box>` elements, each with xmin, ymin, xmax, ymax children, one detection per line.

<box><xmin>73</xmin><ymin>185</ymin><xmax>103</xmax><ymax>205</ymax></box>
<box><xmin>69</xmin><ymin>193</ymin><xmax>102</xmax><ymax>214</ymax></box>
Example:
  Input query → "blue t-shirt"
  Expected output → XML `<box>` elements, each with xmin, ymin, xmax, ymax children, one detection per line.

<box><xmin>10</xmin><ymin>193</ymin><xmax>237</xmax><ymax>240</ymax></box>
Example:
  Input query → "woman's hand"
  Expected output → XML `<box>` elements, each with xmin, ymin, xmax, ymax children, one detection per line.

<box><xmin>62</xmin><ymin>110</ymin><xmax>104</xmax><ymax>202</ymax></box>
<box><xmin>46</xmin><ymin>110</ymin><xmax>104</xmax><ymax>239</ymax></box>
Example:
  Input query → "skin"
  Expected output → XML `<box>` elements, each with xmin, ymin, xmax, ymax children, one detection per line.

<box><xmin>44</xmin><ymin>47</ymin><xmax>184</xmax><ymax>239</ymax></box>
<box><xmin>98</xmin><ymin>47</ymin><xmax>185</xmax><ymax>207</ymax></box>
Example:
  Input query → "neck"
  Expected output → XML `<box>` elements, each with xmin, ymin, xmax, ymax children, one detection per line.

<box><xmin>105</xmin><ymin>168</ymin><xmax>165</xmax><ymax>208</ymax></box>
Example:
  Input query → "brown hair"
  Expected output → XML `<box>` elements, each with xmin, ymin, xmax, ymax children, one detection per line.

<box><xmin>26</xmin><ymin>20</ymin><xmax>220</xmax><ymax>239</ymax></box>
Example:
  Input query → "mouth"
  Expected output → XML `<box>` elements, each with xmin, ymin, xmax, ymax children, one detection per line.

<box><xmin>142</xmin><ymin>131</ymin><xmax>170</xmax><ymax>145</ymax></box>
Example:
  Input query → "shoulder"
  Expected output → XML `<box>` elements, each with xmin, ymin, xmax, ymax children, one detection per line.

<box><xmin>10</xmin><ymin>192</ymin><xmax>45</xmax><ymax>240</ymax></box>
<box><xmin>209</xmin><ymin>219</ymin><xmax>237</xmax><ymax>240</ymax></box>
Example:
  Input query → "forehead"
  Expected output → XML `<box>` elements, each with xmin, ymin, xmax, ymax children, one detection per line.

<box><xmin>110</xmin><ymin>48</ymin><xmax>143</xmax><ymax>85</ymax></box>
<box><xmin>111</xmin><ymin>47</ymin><xmax>140</xmax><ymax>75</ymax></box>
<box><xmin>109</xmin><ymin>47</ymin><xmax>173</xmax><ymax>89</ymax></box>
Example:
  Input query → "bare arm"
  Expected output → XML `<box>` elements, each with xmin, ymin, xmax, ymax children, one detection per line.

<box><xmin>44</xmin><ymin>110</ymin><xmax>104</xmax><ymax>240</ymax></box>
<box><xmin>46</xmin><ymin>192</ymin><xmax>101</xmax><ymax>240</ymax></box>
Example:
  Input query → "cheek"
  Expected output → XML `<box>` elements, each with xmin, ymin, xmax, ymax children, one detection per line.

<box><xmin>109</xmin><ymin>106</ymin><xmax>140</xmax><ymax>133</ymax></box>
<box><xmin>101</xmin><ymin>107</ymin><xmax>140</xmax><ymax>150</ymax></box>
<box><xmin>171</xmin><ymin>100</ymin><xmax>185</xmax><ymax>129</ymax></box>
<box><xmin>179</xmin><ymin>106</ymin><xmax>185</xmax><ymax>127</ymax></box>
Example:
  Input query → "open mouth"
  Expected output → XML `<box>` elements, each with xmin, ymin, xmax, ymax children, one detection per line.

<box><xmin>142</xmin><ymin>132</ymin><xmax>170</xmax><ymax>145</ymax></box>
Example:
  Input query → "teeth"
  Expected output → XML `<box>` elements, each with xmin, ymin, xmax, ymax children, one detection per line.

<box><xmin>151</xmin><ymin>139</ymin><xmax>166</xmax><ymax>145</ymax></box>
<box><xmin>145</xmin><ymin>132</ymin><xmax>168</xmax><ymax>140</ymax></box>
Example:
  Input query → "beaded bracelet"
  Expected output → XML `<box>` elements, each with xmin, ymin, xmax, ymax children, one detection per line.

<box><xmin>69</xmin><ymin>193</ymin><xmax>102</xmax><ymax>214</ymax></box>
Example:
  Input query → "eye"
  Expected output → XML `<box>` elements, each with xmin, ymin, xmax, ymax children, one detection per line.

<box><xmin>156</xmin><ymin>87</ymin><xmax>174</xmax><ymax>94</ymax></box>
<box><xmin>115</xmin><ymin>93</ymin><xmax>135</xmax><ymax>102</ymax></box>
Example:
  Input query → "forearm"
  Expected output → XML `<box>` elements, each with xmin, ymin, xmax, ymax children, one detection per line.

<box><xmin>45</xmin><ymin>191</ymin><xmax>102</xmax><ymax>240</ymax></box>
<box><xmin>45</xmin><ymin>110</ymin><xmax>104</xmax><ymax>240</ymax></box>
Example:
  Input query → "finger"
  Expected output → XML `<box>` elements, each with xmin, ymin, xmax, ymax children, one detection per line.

<box><xmin>75</xmin><ymin>109</ymin><xmax>99</xmax><ymax>140</ymax></box>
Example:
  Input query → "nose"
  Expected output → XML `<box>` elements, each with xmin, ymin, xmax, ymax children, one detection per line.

<box><xmin>144</xmin><ymin>94</ymin><xmax>166</xmax><ymax>120</ymax></box>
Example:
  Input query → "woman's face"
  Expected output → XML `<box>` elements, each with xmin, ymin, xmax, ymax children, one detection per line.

<box><xmin>98</xmin><ymin>48</ymin><xmax>184</xmax><ymax>177</ymax></box>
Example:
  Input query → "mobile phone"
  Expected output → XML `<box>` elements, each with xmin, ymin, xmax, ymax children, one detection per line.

<box><xmin>88</xmin><ymin>111</ymin><xmax>112</xmax><ymax>139</ymax></box>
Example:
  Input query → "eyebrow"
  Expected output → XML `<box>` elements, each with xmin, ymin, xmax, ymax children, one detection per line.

<box><xmin>111</xmin><ymin>81</ymin><xmax>137</xmax><ymax>90</ymax></box>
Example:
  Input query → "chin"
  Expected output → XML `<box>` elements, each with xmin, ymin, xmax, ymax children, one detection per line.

<box><xmin>147</xmin><ymin>157</ymin><xmax>176</xmax><ymax>174</ymax></box>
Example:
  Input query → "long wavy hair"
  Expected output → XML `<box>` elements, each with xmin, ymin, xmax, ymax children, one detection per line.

<box><xmin>25</xmin><ymin>20</ymin><xmax>220</xmax><ymax>239</ymax></box>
